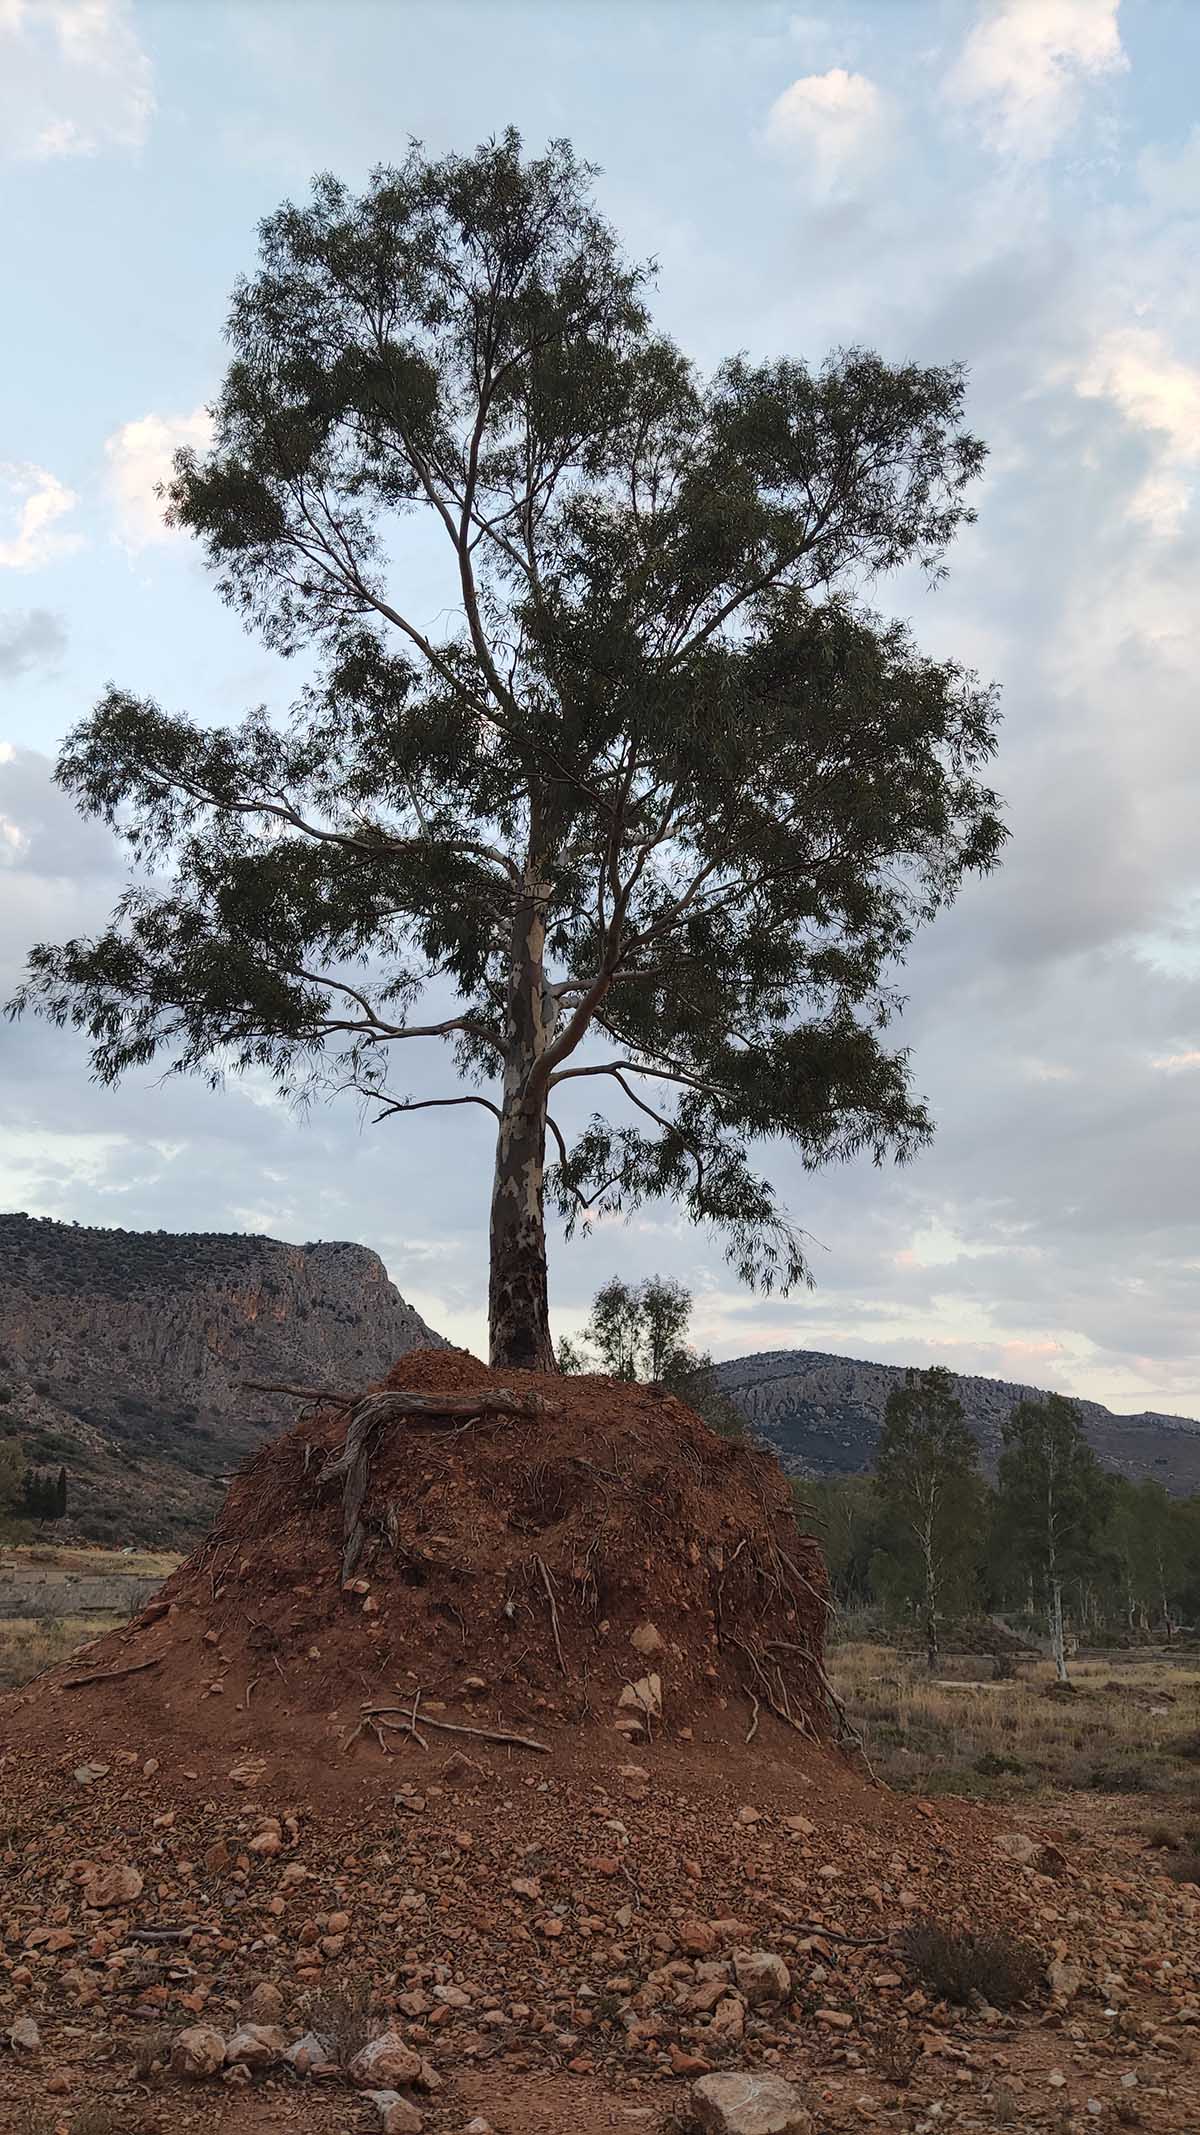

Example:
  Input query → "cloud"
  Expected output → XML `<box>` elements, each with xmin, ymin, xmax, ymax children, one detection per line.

<box><xmin>0</xmin><ymin>0</ymin><xmax>154</xmax><ymax>160</ymax></box>
<box><xmin>103</xmin><ymin>408</ymin><xmax>214</xmax><ymax>551</ymax></box>
<box><xmin>947</xmin><ymin>0</ymin><xmax>1127</xmax><ymax>158</ymax></box>
<box><xmin>1076</xmin><ymin>328</ymin><xmax>1200</xmax><ymax>534</ymax></box>
<box><xmin>0</xmin><ymin>608</ymin><xmax>67</xmax><ymax>678</ymax></box>
<box><xmin>0</xmin><ymin>463</ymin><xmax>83</xmax><ymax>571</ymax></box>
<box><xmin>764</xmin><ymin>69</ymin><xmax>887</xmax><ymax>192</ymax></box>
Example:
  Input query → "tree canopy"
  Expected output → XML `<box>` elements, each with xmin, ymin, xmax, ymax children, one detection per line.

<box><xmin>10</xmin><ymin>130</ymin><xmax>1005</xmax><ymax>1368</ymax></box>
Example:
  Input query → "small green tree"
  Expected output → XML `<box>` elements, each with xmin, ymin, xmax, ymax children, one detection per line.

<box><xmin>10</xmin><ymin>131</ymin><xmax>1004</xmax><ymax>1373</ymax></box>
<box><xmin>874</xmin><ymin>1366</ymin><xmax>980</xmax><ymax>1671</ymax></box>
<box><xmin>803</xmin><ymin>1473</ymin><xmax>882</xmax><ymax>1611</ymax></box>
<box><xmin>563</xmin><ymin>1273</ymin><xmax>744</xmax><ymax>1435</ymax></box>
<box><xmin>996</xmin><ymin>1396</ymin><xmax>1109</xmax><ymax>1681</ymax></box>
<box><xmin>0</xmin><ymin>1439</ymin><xmax>25</xmax><ymax>1515</ymax></box>
<box><xmin>566</xmin><ymin>1273</ymin><xmax>692</xmax><ymax>1380</ymax></box>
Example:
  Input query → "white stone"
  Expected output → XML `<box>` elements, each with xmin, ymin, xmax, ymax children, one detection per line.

<box><xmin>170</xmin><ymin>2025</ymin><xmax>226</xmax><ymax>2078</ymax></box>
<box><xmin>692</xmin><ymin>2071</ymin><xmax>816</xmax><ymax>2135</ymax></box>
<box><xmin>224</xmin><ymin>2023</ymin><xmax>285</xmax><ymax>2068</ymax></box>
<box><xmin>365</xmin><ymin>2093</ymin><xmax>423</xmax><ymax>2134</ymax></box>
<box><xmin>618</xmin><ymin>1672</ymin><xmax>662</xmax><ymax>1718</ymax></box>
<box><xmin>349</xmin><ymin>2032</ymin><xmax>423</xmax><ymax>2088</ymax></box>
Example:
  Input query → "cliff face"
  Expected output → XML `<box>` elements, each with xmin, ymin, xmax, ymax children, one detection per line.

<box><xmin>0</xmin><ymin>1215</ymin><xmax>446</xmax><ymax>1544</ymax></box>
<box><xmin>714</xmin><ymin>1348</ymin><xmax>1200</xmax><ymax>1495</ymax></box>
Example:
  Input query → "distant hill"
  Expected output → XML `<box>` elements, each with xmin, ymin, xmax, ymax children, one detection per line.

<box><xmin>714</xmin><ymin>1348</ymin><xmax>1200</xmax><ymax>1496</ymax></box>
<box><xmin>0</xmin><ymin>1213</ymin><xmax>445</xmax><ymax>1545</ymax></box>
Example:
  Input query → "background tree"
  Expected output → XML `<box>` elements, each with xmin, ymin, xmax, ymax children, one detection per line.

<box><xmin>873</xmin><ymin>1366</ymin><xmax>980</xmax><ymax>1670</ymax></box>
<box><xmin>995</xmin><ymin>1396</ymin><xmax>1110</xmax><ymax>1681</ymax></box>
<box><xmin>563</xmin><ymin>1274</ymin><xmax>744</xmax><ymax>1435</ymax></box>
<box><xmin>11</xmin><ymin>132</ymin><xmax>1004</xmax><ymax>1371</ymax></box>
<box><xmin>803</xmin><ymin>1473</ymin><xmax>882</xmax><ymax>1612</ymax></box>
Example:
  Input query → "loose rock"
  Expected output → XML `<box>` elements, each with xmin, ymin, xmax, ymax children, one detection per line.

<box><xmin>349</xmin><ymin>2031</ymin><xmax>424</xmax><ymax>2087</ymax></box>
<box><xmin>692</xmin><ymin>2070</ymin><xmax>816</xmax><ymax>2135</ymax></box>
<box><xmin>365</xmin><ymin>2093</ymin><xmax>423</xmax><ymax>2134</ymax></box>
<box><xmin>733</xmin><ymin>1949</ymin><xmax>791</xmax><ymax>2006</ymax></box>
<box><xmin>170</xmin><ymin>2025</ymin><xmax>226</xmax><ymax>2078</ymax></box>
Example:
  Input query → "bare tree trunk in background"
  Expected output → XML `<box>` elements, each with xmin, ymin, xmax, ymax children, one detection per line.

<box><xmin>1050</xmin><ymin>1577</ymin><xmax>1069</xmax><ymax>1683</ymax></box>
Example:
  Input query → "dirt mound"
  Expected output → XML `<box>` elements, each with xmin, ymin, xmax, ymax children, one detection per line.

<box><xmin>2</xmin><ymin>1349</ymin><xmax>834</xmax><ymax>1772</ymax></box>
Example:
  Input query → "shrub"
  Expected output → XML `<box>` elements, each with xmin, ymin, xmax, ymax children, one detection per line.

<box><xmin>1088</xmin><ymin>1762</ymin><xmax>1153</xmax><ymax>1794</ymax></box>
<box><xmin>304</xmin><ymin>1973</ymin><xmax>378</xmax><ymax>2061</ymax></box>
<box><xmin>1163</xmin><ymin>1854</ymin><xmax>1200</xmax><ymax>1887</ymax></box>
<box><xmin>900</xmin><ymin>1921</ymin><xmax>1041</xmax><ymax>2008</ymax></box>
<box><xmin>975</xmin><ymin>1750</ymin><xmax>1024</xmax><ymax>1778</ymax></box>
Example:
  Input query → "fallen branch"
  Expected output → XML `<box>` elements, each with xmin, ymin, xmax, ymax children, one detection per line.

<box><xmin>362</xmin><ymin>1702</ymin><xmax>549</xmax><ymax>1755</ymax></box>
<box><xmin>745</xmin><ymin>1693</ymin><xmax>760</xmax><ymax>1745</ymax></box>
<box><xmin>791</xmin><ymin>1919</ymin><xmax>892</xmax><ymax>1948</ymax></box>
<box><xmin>63</xmin><ymin>1656</ymin><xmax>164</xmax><ymax>1690</ymax></box>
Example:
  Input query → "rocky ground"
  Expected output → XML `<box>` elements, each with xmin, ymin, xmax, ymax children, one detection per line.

<box><xmin>3</xmin><ymin>1717</ymin><xmax>1199</xmax><ymax>2134</ymax></box>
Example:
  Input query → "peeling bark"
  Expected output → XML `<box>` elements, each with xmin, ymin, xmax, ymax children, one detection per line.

<box><xmin>489</xmin><ymin>859</ymin><xmax>557</xmax><ymax>1372</ymax></box>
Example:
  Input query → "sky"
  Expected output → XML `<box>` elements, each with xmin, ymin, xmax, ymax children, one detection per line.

<box><xmin>2</xmin><ymin>0</ymin><xmax>1199</xmax><ymax>1413</ymax></box>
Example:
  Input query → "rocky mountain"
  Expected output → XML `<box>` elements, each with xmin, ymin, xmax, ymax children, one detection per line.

<box><xmin>714</xmin><ymin>1348</ymin><xmax>1200</xmax><ymax>1495</ymax></box>
<box><xmin>0</xmin><ymin>1213</ymin><xmax>445</xmax><ymax>1544</ymax></box>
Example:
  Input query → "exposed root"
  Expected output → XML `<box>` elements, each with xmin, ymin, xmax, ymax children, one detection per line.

<box><xmin>534</xmin><ymin>1553</ymin><xmax>568</xmax><ymax>1676</ymax></box>
<box><xmin>362</xmin><ymin>1701</ymin><xmax>550</xmax><ymax>1755</ymax></box>
<box><xmin>63</xmin><ymin>1656</ymin><xmax>164</xmax><ymax>1690</ymax></box>
<box><xmin>318</xmin><ymin>1386</ymin><xmax>564</xmax><ymax>1582</ymax></box>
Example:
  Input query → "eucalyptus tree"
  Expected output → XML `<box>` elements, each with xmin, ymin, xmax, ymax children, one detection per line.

<box><xmin>997</xmin><ymin>1396</ymin><xmax>1109</xmax><ymax>1681</ymax></box>
<box><xmin>874</xmin><ymin>1365</ymin><xmax>980</xmax><ymax>1670</ymax></box>
<box><xmin>12</xmin><ymin>132</ymin><xmax>1004</xmax><ymax>1370</ymax></box>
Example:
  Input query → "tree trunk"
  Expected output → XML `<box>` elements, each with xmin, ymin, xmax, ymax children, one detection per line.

<box><xmin>488</xmin><ymin>860</ymin><xmax>557</xmax><ymax>1373</ymax></box>
<box><xmin>489</xmin><ymin>1085</ymin><xmax>554</xmax><ymax>1370</ymax></box>
<box><xmin>1050</xmin><ymin>1577</ymin><xmax>1068</xmax><ymax>1682</ymax></box>
<box><xmin>922</xmin><ymin>1527</ymin><xmax>939</xmax><ymax>1674</ymax></box>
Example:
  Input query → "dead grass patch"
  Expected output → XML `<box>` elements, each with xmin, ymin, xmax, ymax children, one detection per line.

<box><xmin>828</xmin><ymin>1641</ymin><xmax>1200</xmax><ymax>1798</ymax></box>
<box><xmin>900</xmin><ymin>1920</ymin><xmax>1041</xmax><ymax>2008</ymax></box>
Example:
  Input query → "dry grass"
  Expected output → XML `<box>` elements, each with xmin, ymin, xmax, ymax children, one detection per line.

<box><xmin>0</xmin><ymin>1541</ymin><xmax>179</xmax><ymax>1578</ymax></box>
<box><xmin>0</xmin><ymin>1610</ymin><xmax>123</xmax><ymax>1689</ymax></box>
<box><xmin>828</xmin><ymin>1640</ymin><xmax>1200</xmax><ymax>1799</ymax></box>
<box><xmin>900</xmin><ymin>1920</ymin><xmax>1041</xmax><ymax>2007</ymax></box>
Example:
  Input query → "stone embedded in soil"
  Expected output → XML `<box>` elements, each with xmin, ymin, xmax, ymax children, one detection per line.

<box><xmin>224</xmin><ymin>2021</ymin><xmax>286</xmax><ymax>2067</ymax></box>
<box><xmin>9</xmin><ymin>2015</ymin><xmax>40</xmax><ymax>2053</ymax></box>
<box><xmin>349</xmin><ymin>2031</ymin><xmax>424</xmax><ymax>2087</ymax></box>
<box><xmin>246</xmin><ymin>1979</ymin><xmax>285</xmax><ymax>2024</ymax></box>
<box><xmin>365</xmin><ymin>2093</ymin><xmax>423</xmax><ymax>2134</ymax></box>
<box><xmin>733</xmin><ymin>1950</ymin><xmax>791</xmax><ymax>2006</ymax></box>
<box><xmin>78</xmin><ymin>1859</ymin><xmax>143</xmax><ymax>1908</ymax></box>
<box><xmin>692</xmin><ymin>2070</ymin><xmax>816</xmax><ymax>2135</ymax></box>
<box><xmin>618</xmin><ymin>1671</ymin><xmax>663</xmax><ymax>1719</ymax></box>
<box><xmin>285</xmin><ymin>2029</ymin><xmax>335</xmax><ymax>2073</ymax></box>
<box><xmin>170</xmin><ymin>2025</ymin><xmax>226</xmax><ymax>2078</ymax></box>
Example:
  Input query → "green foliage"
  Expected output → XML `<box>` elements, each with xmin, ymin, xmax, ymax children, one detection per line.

<box><xmin>996</xmin><ymin>1396</ymin><xmax>1110</xmax><ymax>1593</ymax></box>
<box><xmin>872</xmin><ymin>1367</ymin><xmax>981</xmax><ymax>1660</ymax></box>
<box><xmin>565</xmin><ymin>1274</ymin><xmax>690</xmax><ymax>1381</ymax></box>
<box><xmin>21</xmin><ymin>1465</ymin><xmax>67</xmax><ymax>1522</ymax></box>
<box><xmin>562</xmin><ymin>1274</ymin><xmax>744</xmax><ymax>1435</ymax></box>
<box><xmin>9</xmin><ymin>130</ymin><xmax>1003</xmax><ymax>1340</ymax></box>
<box><xmin>0</xmin><ymin>1436</ymin><xmax>25</xmax><ymax>1513</ymax></box>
